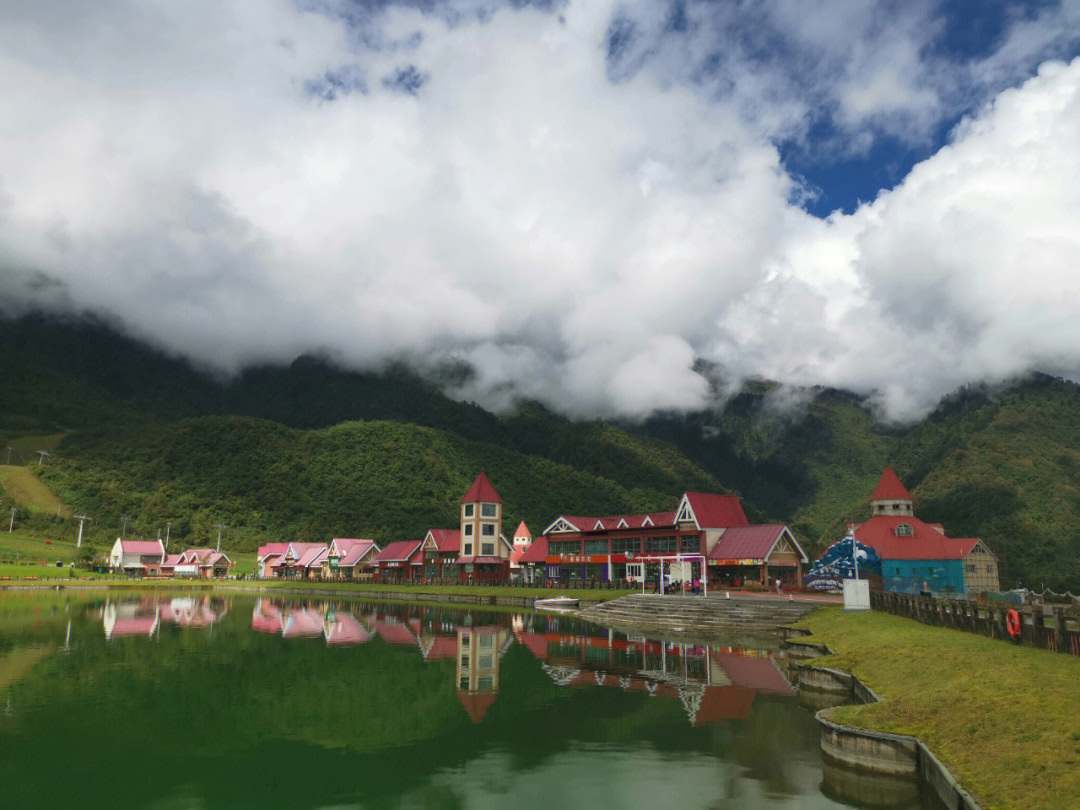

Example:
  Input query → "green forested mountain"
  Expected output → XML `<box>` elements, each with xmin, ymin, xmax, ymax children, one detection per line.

<box><xmin>3</xmin><ymin>314</ymin><xmax>1080</xmax><ymax>588</ymax></box>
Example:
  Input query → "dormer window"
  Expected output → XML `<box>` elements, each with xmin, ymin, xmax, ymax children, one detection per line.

<box><xmin>481</xmin><ymin>503</ymin><xmax>497</xmax><ymax>518</ymax></box>
<box><xmin>464</xmin><ymin>504</ymin><xmax>474</xmax><ymax>518</ymax></box>
<box><xmin>895</xmin><ymin>523</ymin><xmax>914</xmax><ymax>537</ymax></box>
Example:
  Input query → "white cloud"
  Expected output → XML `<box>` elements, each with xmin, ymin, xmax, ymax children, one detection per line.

<box><xmin>1</xmin><ymin>1</ymin><xmax>1079</xmax><ymax>422</ymax></box>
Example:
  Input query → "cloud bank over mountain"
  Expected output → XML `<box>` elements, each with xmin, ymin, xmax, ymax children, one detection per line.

<box><xmin>1</xmin><ymin>0</ymin><xmax>1079</xmax><ymax>421</ymax></box>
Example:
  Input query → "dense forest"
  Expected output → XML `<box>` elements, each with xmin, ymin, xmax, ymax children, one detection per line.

<box><xmin>2</xmin><ymin>314</ymin><xmax>1079</xmax><ymax>589</ymax></box>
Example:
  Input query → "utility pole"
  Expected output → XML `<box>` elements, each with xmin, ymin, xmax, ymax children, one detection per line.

<box><xmin>120</xmin><ymin>513</ymin><xmax>131</xmax><ymax>539</ymax></box>
<box><xmin>36</xmin><ymin>449</ymin><xmax>52</xmax><ymax>466</ymax></box>
<box><xmin>8</xmin><ymin>507</ymin><xmax>15</xmax><ymax>533</ymax></box>
<box><xmin>74</xmin><ymin>513</ymin><xmax>92</xmax><ymax>549</ymax></box>
<box><xmin>165</xmin><ymin>520</ymin><xmax>172</xmax><ymax>550</ymax></box>
<box><xmin>5</xmin><ymin>445</ymin><xmax>12</xmax><ymax>465</ymax></box>
<box><xmin>215</xmin><ymin>523</ymin><xmax>225</xmax><ymax>553</ymax></box>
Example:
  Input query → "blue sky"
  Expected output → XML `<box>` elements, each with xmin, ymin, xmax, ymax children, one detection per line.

<box><xmin>1</xmin><ymin>0</ymin><xmax>1079</xmax><ymax>420</ymax></box>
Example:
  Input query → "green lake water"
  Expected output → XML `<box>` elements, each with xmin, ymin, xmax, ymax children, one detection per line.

<box><xmin>0</xmin><ymin>591</ymin><xmax>937</xmax><ymax>809</ymax></box>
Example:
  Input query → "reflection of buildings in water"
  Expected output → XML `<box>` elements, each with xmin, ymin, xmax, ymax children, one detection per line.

<box><xmin>101</xmin><ymin>600</ymin><xmax>160</xmax><ymax>640</ymax></box>
<box><xmin>102</xmin><ymin>595</ymin><xmax>228</xmax><ymax>639</ymax></box>
<box><xmin>515</xmin><ymin>620</ymin><xmax>794</xmax><ymax>726</ymax></box>
<box><xmin>324</xmin><ymin>612</ymin><xmax>369</xmax><ymax>645</ymax></box>
<box><xmin>455</xmin><ymin>626</ymin><xmax>511</xmax><ymax>723</ymax></box>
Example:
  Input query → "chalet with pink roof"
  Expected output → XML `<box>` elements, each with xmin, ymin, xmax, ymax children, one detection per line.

<box><xmin>326</xmin><ymin>538</ymin><xmax>380</xmax><ymax>580</ymax></box>
<box><xmin>173</xmin><ymin>548</ymin><xmax>232</xmax><ymax>579</ymax></box>
<box><xmin>108</xmin><ymin>538</ymin><xmax>166</xmax><ymax>575</ymax></box>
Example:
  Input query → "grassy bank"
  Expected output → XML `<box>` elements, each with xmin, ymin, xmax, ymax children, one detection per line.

<box><xmin>797</xmin><ymin>607</ymin><xmax>1080</xmax><ymax>810</ymax></box>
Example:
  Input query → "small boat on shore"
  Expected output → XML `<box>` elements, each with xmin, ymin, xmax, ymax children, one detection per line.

<box><xmin>534</xmin><ymin>596</ymin><xmax>579</xmax><ymax>612</ymax></box>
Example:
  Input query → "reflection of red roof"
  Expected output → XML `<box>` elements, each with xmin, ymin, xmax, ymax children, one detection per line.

<box><xmin>282</xmin><ymin>609</ymin><xmax>324</xmax><ymax>638</ymax></box>
<box><xmin>109</xmin><ymin>616</ymin><xmax>158</xmax><ymax>637</ymax></box>
<box><xmin>694</xmin><ymin>685</ymin><xmax>756</xmax><ymax>725</ymax></box>
<box><xmin>711</xmin><ymin>652</ymin><xmax>795</xmax><ymax>696</ymax></box>
<box><xmin>375</xmin><ymin>621</ymin><xmax>417</xmax><ymax>645</ymax></box>
<box><xmin>519</xmin><ymin>537</ymin><xmax>547</xmax><ymax>563</ymax></box>
<box><xmin>457</xmin><ymin>691</ymin><xmax>497</xmax><ymax>723</ymax></box>
<box><xmin>427</xmin><ymin>529</ymin><xmax>460</xmax><ymax>553</ymax></box>
<box><xmin>871</xmin><ymin>467</ymin><xmax>912</xmax><ymax>501</ymax></box>
<box><xmin>374</xmin><ymin>540</ymin><xmax>423</xmax><ymax>563</ymax></box>
<box><xmin>461</xmin><ymin>472</ymin><xmax>502</xmax><ymax>504</ymax></box>
<box><xmin>251</xmin><ymin>601</ymin><xmax>283</xmax><ymax>634</ymax></box>
<box><xmin>709</xmin><ymin>525</ymin><xmax>787</xmax><ymax>561</ymax></box>
<box><xmin>683</xmin><ymin>493</ymin><xmax>749</xmax><ymax>528</ymax></box>
<box><xmin>514</xmin><ymin>630</ymin><xmax>549</xmax><ymax>658</ymax></box>
<box><xmin>422</xmin><ymin>635</ymin><xmax>459</xmax><ymax>660</ymax></box>
<box><xmin>853</xmin><ymin>516</ymin><xmax>983</xmax><ymax>561</ymax></box>
<box><xmin>324</xmin><ymin>614</ymin><xmax>370</xmax><ymax>645</ymax></box>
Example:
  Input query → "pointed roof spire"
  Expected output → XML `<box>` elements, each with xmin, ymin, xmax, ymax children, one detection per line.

<box><xmin>461</xmin><ymin>472</ymin><xmax>502</xmax><ymax>504</ymax></box>
<box><xmin>871</xmin><ymin>467</ymin><xmax>912</xmax><ymax>502</ymax></box>
<box><xmin>513</xmin><ymin>521</ymin><xmax>531</xmax><ymax>539</ymax></box>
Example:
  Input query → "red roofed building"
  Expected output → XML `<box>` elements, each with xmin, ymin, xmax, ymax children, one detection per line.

<box><xmin>372</xmin><ymin>540</ymin><xmax>425</xmax><ymax>580</ymax></box>
<box><xmin>541</xmin><ymin>491</ymin><xmax>804</xmax><ymax>588</ymax></box>
<box><xmin>458</xmin><ymin>473</ymin><xmax>512</xmax><ymax>583</ymax></box>
<box><xmin>327</xmin><ymin>538</ymin><xmax>379</xmax><ymax>580</ymax></box>
<box><xmin>108</xmin><ymin>538</ymin><xmax>166</xmax><ymax>575</ymax></box>
<box><xmin>846</xmin><ymin>468</ymin><xmax>1000</xmax><ymax>595</ymax></box>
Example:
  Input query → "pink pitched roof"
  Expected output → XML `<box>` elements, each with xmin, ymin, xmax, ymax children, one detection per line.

<box><xmin>336</xmin><ymin>539</ymin><xmax>377</xmax><ymax>567</ymax></box>
<box><xmin>108</xmin><ymin>616</ymin><xmax>159</xmax><ymax>637</ymax></box>
<box><xmin>118</xmin><ymin>540</ymin><xmax>165</xmax><ymax>555</ymax></box>
<box><xmin>427</xmin><ymin>529</ymin><xmax>460</xmax><ymax>553</ymax></box>
<box><xmin>683</xmin><ymin>493</ymin><xmax>749</xmax><ymax>528</ymax></box>
<box><xmin>257</xmin><ymin>543</ymin><xmax>289</xmax><ymax>560</ymax></box>
<box><xmin>871</xmin><ymin>466</ymin><xmax>912</xmax><ymax>501</ymax></box>
<box><xmin>162</xmin><ymin>554</ymin><xmax>183</xmax><ymax>567</ymax></box>
<box><xmin>375</xmin><ymin>621</ymin><xmax>417</xmax><ymax>645</ymax></box>
<box><xmin>518</xmin><ymin>536</ymin><xmax>548</xmax><ymax>563</ymax></box>
<box><xmin>373</xmin><ymin>540</ymin><xmax>423</xmax><ymax>563</ymax></box>
<box><xmin>251</xmin><ymin>600</ymin><xmax>283</xmax><ymax>634</ymax></box>
<box><xmin>461</xmin><ymin>472</ymin><xmax>502</xmax><ymax>504</ymax></box>
<box><xmin>422</xmin><ymin>635</ymin><xmax>459</xmax><ymax>660</ymax></box>
<box><xmin>852</xmin><ymin>516</ymin><xmax>986</xmax><ymax>560</ymax></box>
<box><xmin>709</xmin><ymin>525</ymin><xmax>787</xmax><ymax>561</ymax></box>
<box><xmin>296</xmin><ymin>547</ymin><xmax>328</xmax><ymax>568</ymax></box>
<box><xmin>711</xmin><ymin>652</ymin><xmax>795</xmax><ymax>696</ymax></box>
<box><xmin>513</xmin><ymin>521</ymin><xmax>532</xmax><ymax>540</ymax></box>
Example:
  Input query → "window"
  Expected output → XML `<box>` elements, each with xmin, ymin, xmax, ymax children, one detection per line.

<box><xmin>461</xmin><ymin>635</ymin><xmax>470</xmax><ymax>646</ymax></box>
<box><xmin>612</xmin><ymin>538</ymin><xmax>639</xmax><ymax>555</ymax></box>
<box><xmin>966</xmin><ymin>564</ymin><xmax>976</xmax><ymax>572</ymax></box>
<box><xmin>895</xmin><ymin>523</ymin><xmax>914</xmax><ymax>537</ymax></box>
<box><xmin>463</xmin><ymin>543</ymin><xmax>473</xmax><ymax>556</ymax></box>
<box><xmin>464</xmin><ymin>504</ymin><xmax>474</xmax><ymax>517</ymax></box>
<box><xmin>481</xmin><ymin>523</ymin><xmax>495</xmax><ymax>536</ymax></box>
<box><xmin>460</xmin><ymin>655</ymin><xmax>469</xmax><ymax>666</ymax></box>
<box><xmin>459</xmin><ymin>677</ymin><xmax>469</xmax><ymax>689</ymax></box>
<box><xmin>481</xmin><ymin>503</ymin><xmax>497</xmax><ymax>517</ymax></box>
<box><xmin>479</xmin><ymin>634</ymin><xmax>492</xmax><ymax>647</ymax></box>
<box><xmin>987</xmin><ymin>565</ymin><xmax>995</xmax><ymax>573</ymax></box>
<box><xmin>584</xmin><ymin>539</ymin><xmax>608</xmax><ymax>555</ymax></box>
<box><xmin>481</xmin><ymin>543</ymin><xmax>495</xmax><ymax>556</ymax></box>
<box><xmin>478</xmin><ymin>676</ymin><xmax>494</xmax><ymax>690</ymax></box>
<box><xmin>479</xmin><ymin>655</ymin><xmax>492</xmax><ymax>668</ymax></box>
<box><xmin>680</xmin><ymin>534</ymin><xmax>700</xmax><ymax>553</ymax></box>
<box><xmin>550</xmin><ymin>539</ymin><xmax>581</xmax><ymax>556</ymax></box>
<box><xmin>644</xmin><ymin>536</ymin><xmax>677</xmax><ymax>554</ymax></box>
<box><xmin>464</xmin><ymin>524</ymin><xmax>473</xmax><ymax>537</ymax></box>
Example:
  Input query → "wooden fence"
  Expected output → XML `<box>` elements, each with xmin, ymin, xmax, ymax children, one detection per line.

<box><xmin>871</xmin><ymin>590</ymin><xmax>1080</xmax><ymax>656</ymax></box>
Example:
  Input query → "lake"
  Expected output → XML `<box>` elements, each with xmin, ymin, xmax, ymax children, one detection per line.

<box><xmin>0</xmin><ymin>591</ymin><xmax>937</xmax><ymax>809</ymax></box>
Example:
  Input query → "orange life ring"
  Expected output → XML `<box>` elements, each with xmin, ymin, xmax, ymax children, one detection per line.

<box><xmin>1005</xmin><ymin>609</ymin><xmax>1021</xmax><ymax>639</ymax></box>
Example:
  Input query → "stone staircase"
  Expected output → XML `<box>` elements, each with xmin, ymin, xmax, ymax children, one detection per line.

<box><xmin>578</xmin><ymin>593</ymin><xmax>816</xmax><ymax>634</ymax></box>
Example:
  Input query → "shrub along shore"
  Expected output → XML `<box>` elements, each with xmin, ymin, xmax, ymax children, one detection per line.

<box><xmin>796</xmin><ymin>607</ymin><xmax>1080</xmax><ymax>810</ymax></box>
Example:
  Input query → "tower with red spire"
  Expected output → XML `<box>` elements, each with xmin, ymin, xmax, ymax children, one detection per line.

<box><xmin>870</xmin><ymin>467</ymin><xmax>914</xmax><ymax>517</ymax></box>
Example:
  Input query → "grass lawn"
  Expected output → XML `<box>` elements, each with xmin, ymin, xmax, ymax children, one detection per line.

<box><xmin>0</xmin><ymin>529</ymin><xmax>81</xmax><ymax>564</ymax></box>
<box><xmin>797</xmin><ymin>607</ymin><xmax>1080</xmax><ymax>810</ymax></box>
<box><xmin>0</xmin><ymin>464</ymin><xmax>72</xmax><ymax>517</ymax></box>
<box><xmin>224</xmin><ymin>580</ymin><xmax>625</xmax><ymax>601</ymax></box>
<box><xmin>0</xmin><ymin>563</ymin><xmax>107</xmax><ymax>580</ymax></box>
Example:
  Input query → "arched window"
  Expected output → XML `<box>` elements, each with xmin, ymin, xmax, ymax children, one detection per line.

<box><xmin>895</xmin><ymin>523</ymin><xmax>914</xmax><ymax>537</ymax></box>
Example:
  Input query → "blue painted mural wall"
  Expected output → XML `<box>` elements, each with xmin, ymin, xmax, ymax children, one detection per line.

<box><xmin>881</xmin><ymin>559</ymin><xmax>965</xmax><ymax>595</ymax></box>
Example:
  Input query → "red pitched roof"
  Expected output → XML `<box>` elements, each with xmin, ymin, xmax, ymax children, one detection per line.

<box><xmin>693</xmin><ymin>685</ymin><xmax>756</xmax><ymax>725</ymax></box>
<box><xmin>683</xmin><ymin>493</ymin><xmax>749</xmax><ymax>528</ymax></box>
<box><xmin>711</xmin><ymin>652</ymin><xmax>795</xmax><ymax>696</ymax></box>
<box><xmin>513</xmin><ymin>521</ymin><xmax>532</xmax><ymax>540</ymax></box>
<box><xmin>375</xmin><ymin>621</ymin><xmax>417</xmax><ymax>645</ymax></box>
<box><xmin>324</xmin><ymin>614</ymin><xmax>370</xmax><ymax>645</ymax></box>
<box><xmin>708</xmin><ymin>525</ymin><xmax>787</xmax><ymax>561</ymax></box>
<box><xmin>518</xmin><ymin>536</ymin><xmax>548</xmax><ymax>563</ymax></box>
<box><xmin>373</xmin><ymin>540</ymin><xmax>423</xmax><ymax>563</ymax></box>
<box><xmin>461</xmin><ymin>472</ymin><xmax>502</xmax><ymax>504</ymax></box>
<box><xmin>551</xmin><ymin>511</ymin><xmax>677</xmax><ymax>533</ymax></box>
<box><xmin>282</xmin><ymin>609</ymin><xmax>325</xmax><ymax>638</ymax></box>
<box><xmin>871</xmin><ymin>467</ymin><xmax>912</xmax><ymax>501</ymax></box>
<box><xmin>852</xmin><ymin>516</ymin><xmax>983</xmax><ymax>560</ymax></box>
<box><xmin>257</xmin><ymin>543</ymin><xmax>289</xmax><ymax>561</ymax></box>
<box><xmin>421</xmin><ymin>635</ymin><xmax>459</xmax><ymax>660</ymax></box>
<box><xmin>427</xmin><ymin>529</ymin><xmax>460</xmax><ymax>553</ymax></box>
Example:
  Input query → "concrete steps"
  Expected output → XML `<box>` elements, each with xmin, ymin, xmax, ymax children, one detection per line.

<box><xmin>578</xmin><ymin>594</ymin><xmax>816</xmax><ymax>633</ymax></box>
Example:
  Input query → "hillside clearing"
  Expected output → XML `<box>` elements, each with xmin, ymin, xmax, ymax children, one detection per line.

<box><xmin>0</xmin><ymin>465</ymin><xmax>72</xmax><ymax>517</ymax></box>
